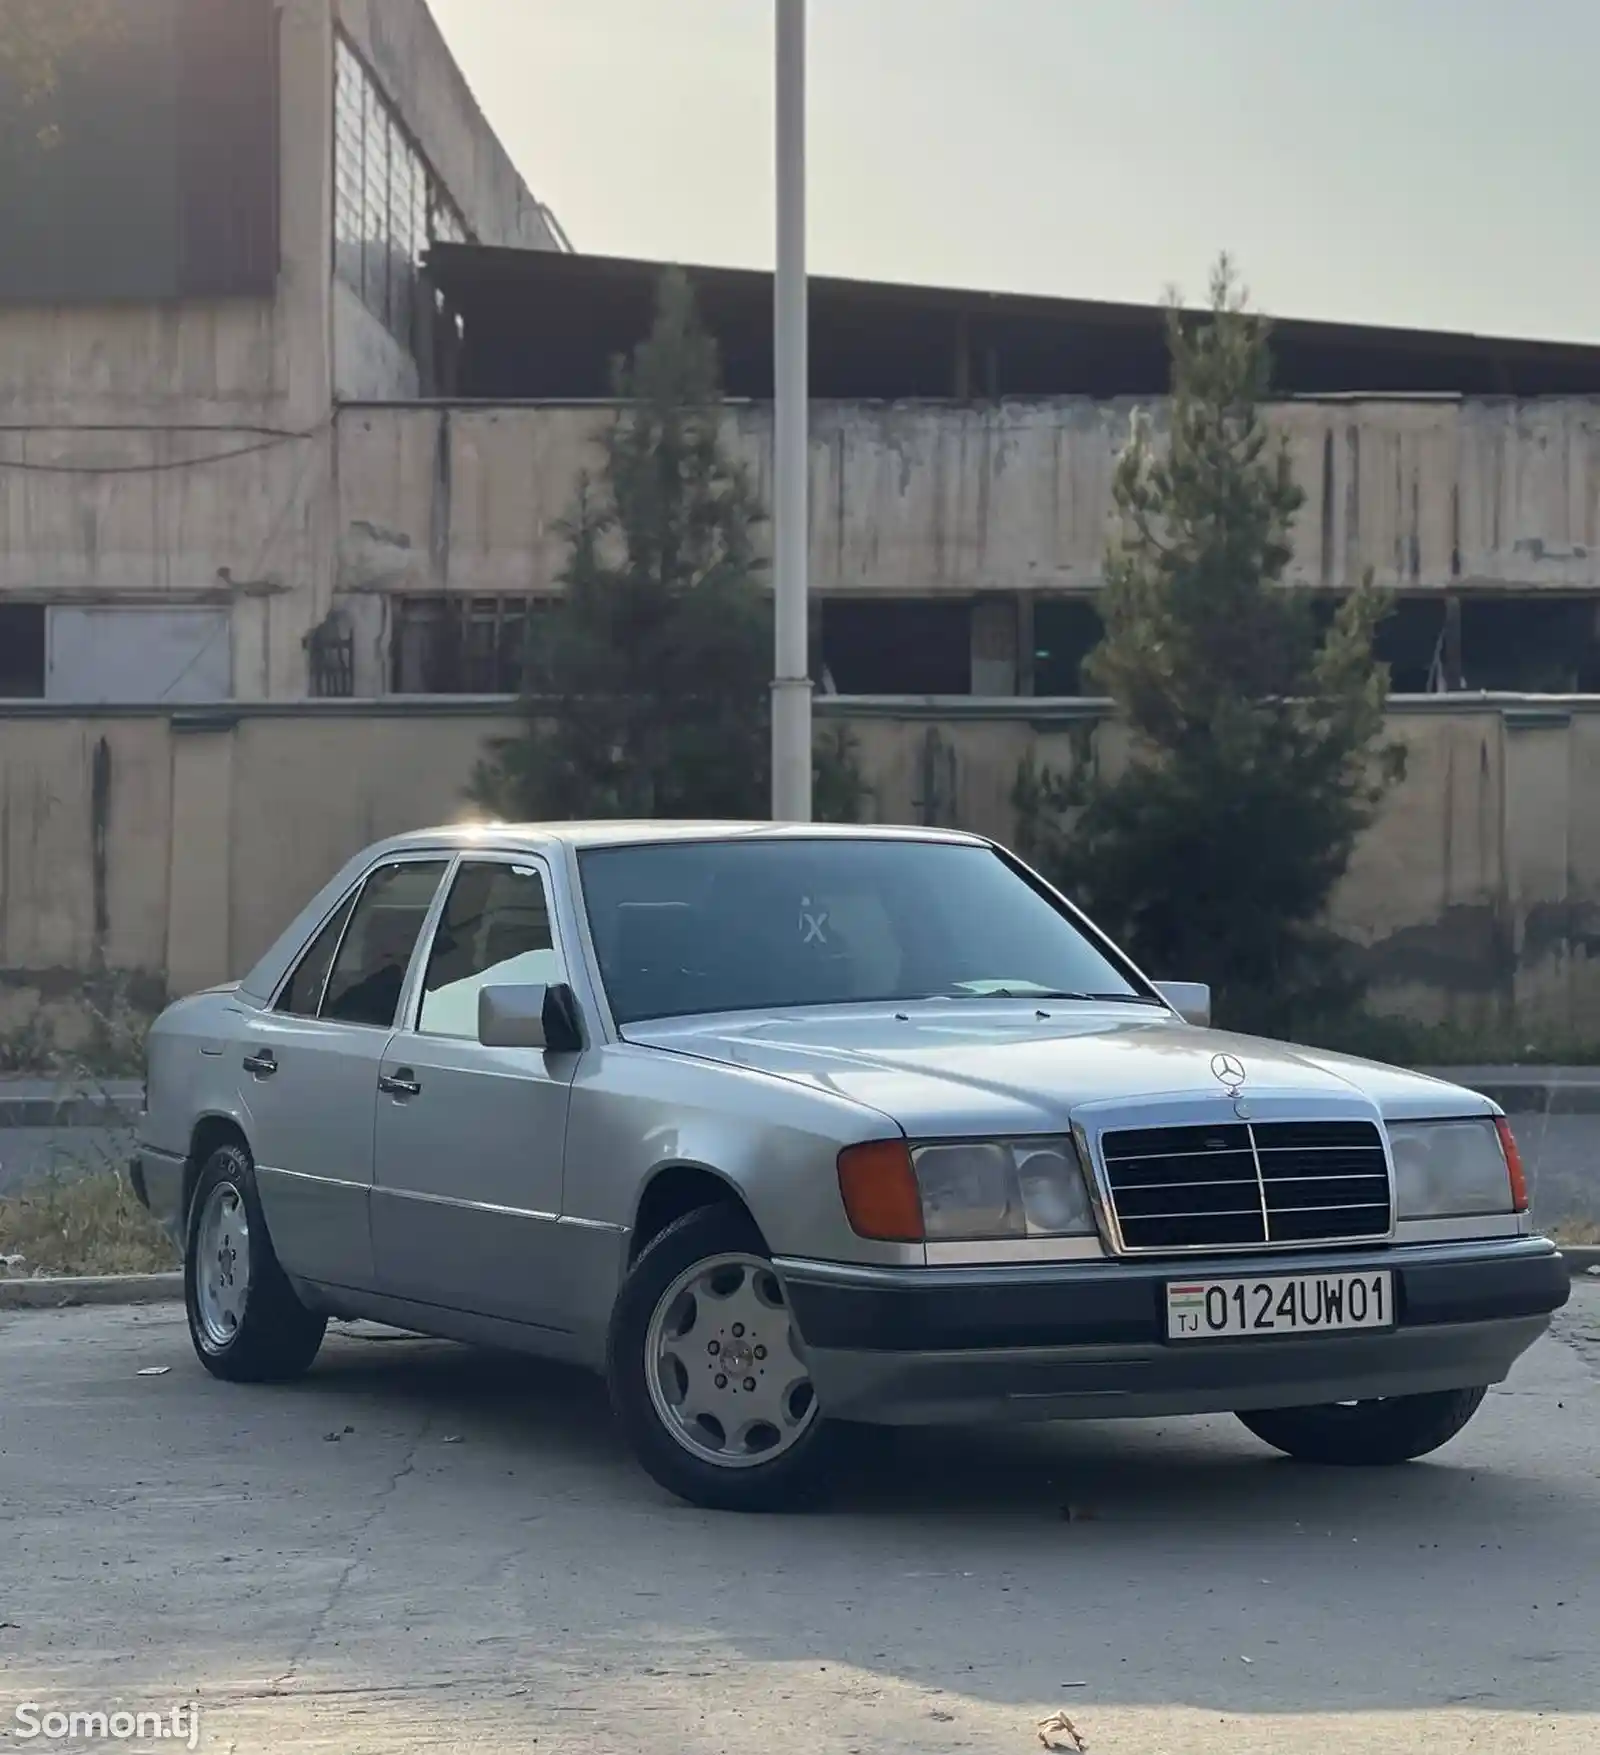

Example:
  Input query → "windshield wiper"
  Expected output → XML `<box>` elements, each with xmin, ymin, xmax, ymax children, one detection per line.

<box><xmin>921</xmin><ymin>988</ymin><xmax>1165</xmax><ymax>1004</ymax></box>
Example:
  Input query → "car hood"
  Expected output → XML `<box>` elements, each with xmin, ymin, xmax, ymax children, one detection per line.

<box><xmin>625</xmin><ymin>1005</ymin><xmax>1491</xmax><ymax>1135</ymax></box>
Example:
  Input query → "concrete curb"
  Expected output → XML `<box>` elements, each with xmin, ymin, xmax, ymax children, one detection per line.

<box><xmin>0</xmin><ymin>1271</ymin><xmax>181</xmax><ymax>1310</ymax></box>
<box><xmin>1562</xmin><ymin>1246</ymin><xmax>1600</xmax><ymax>1277</ymax></box>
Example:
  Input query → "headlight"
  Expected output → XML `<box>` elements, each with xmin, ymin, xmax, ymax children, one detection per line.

<box><xmin>1387</xmin><ymin>1118</ymin><xmax>1521</xmax><ymax>1219</ymax></box>
<box><xmin>910</xmin><ymin>1137</ymin><xmax>1096</xmax><ymax>1240</ymax></box>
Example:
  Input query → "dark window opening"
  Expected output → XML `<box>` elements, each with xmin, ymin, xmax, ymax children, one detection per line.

<box><xmin>818</xmin><ymin>598</ymin><xmax>972</xmax><ymax>696</ymax></box>
<box><xmin>390</xmin><ymin>595</ymin><xmax>550</xmax><ymax>694</ymax></box>
<box><xmin>1031</xmin><ymin>598</ymin><xmax>1103</xmax><ymax>695</ymax></box>
<box><xmin>1458</xmin><ymin>597</ymin><xmax>1600</xmax><ymax>693</ymax></box>
<box><xmin>1370</xmin><ymin>597</ymin><xmax>1450</xmax><ymax>692</ymax></box>
<box><xmin>0</xmin><ymin>605</ymin><xmax>46</xmax><ymax>698</ymax></box>
<box><xmin>1365</xmin><ymin>594</ymin><xmax>1600</xmax><ymax>693</ymax></box>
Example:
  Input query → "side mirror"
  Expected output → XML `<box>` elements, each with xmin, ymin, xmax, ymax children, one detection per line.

<box><xmin>1154</xmin><ymin>981</ymin><xmax>1211</xmax><ymax>1028</ymax></box>
<box><xmin>478</xmin><ymin>982</ymin><xmax>585</xmax><ymax>1054</ymax></box>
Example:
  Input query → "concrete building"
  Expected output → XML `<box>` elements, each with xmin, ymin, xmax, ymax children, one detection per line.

<box><xmin>6</xmin><ymin>0</ymin><xmax>1600</xmax><ymax>1040</ymax></box>
<box><xmin>0</xmin><ymin>0</ymin><xmax>564</xmax><ymax>706</ymax></box>
<box><xmin>5</xmin><ymin>5</ymin><xmax>1600</xmax><ymax>710</ymax></box>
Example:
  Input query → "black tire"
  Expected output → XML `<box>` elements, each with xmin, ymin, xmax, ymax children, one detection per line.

<box><xmin>606</xmin><ymin>1204</ymin><xmax>843</xmax><ymax>1512</ymax></box>
<box><xmin>184</xmin><ymin>1142</ymin><xmax>327</xmax><ymax>1383</ymax></box>
<box><xmin>1236</xmin><ymin>1387</ymin><xmax>1489</xmax><ymax>1466</ymax></box>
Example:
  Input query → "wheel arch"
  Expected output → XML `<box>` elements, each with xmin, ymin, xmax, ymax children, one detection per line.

<box><xmin>629</xmin><ymin>1162</ymin><xmax>764</xmax><ymax>1263</ymax></box>
<box><xmin>183</xmin><ymin>1112</ymin><xmax>251</xmax><ymax>1230</ymax></box>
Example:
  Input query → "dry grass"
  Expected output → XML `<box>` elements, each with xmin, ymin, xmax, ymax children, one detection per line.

<box><xmin>0</xmin><ymin>1171</ymin><xmax>177</xmax><ymax>1278</ymax></box>
<box><xmin>1553</xmin><ymin>1218</ymin><xmax>1600</xmax><ymax>1248</ymax></box>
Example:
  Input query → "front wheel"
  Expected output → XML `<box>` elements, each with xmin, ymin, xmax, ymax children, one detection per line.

<box><xmin>1236</xmin><ymin>1387</ymin><xmax>1489</xmax><ymax>1466</ymax></box>
<box><xmin>606</xmin><ymin>1205</ymin><xmax>842</xmax><ymax>1511</ymax></box>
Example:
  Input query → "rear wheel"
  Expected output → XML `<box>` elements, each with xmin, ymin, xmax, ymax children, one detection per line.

<box><xmin>607</xmin><ymin>1205</ymin><xmax>841</xmax><ymax>1511</ymax></box>
<box><xmin>1236</xmin><ymin>1387</ymin><xmax>1489</xmax><ymax>1466</ymax></box>
<box><xmin>184</xmin><ymin>1143</ymin><xmax>326</xmax><ymax>1383</ymax></box>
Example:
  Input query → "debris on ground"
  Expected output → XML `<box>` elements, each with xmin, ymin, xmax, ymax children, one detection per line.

<box><xmin>135</xmin><ymin>1366</ymin><xmax>170</xmax><ymax>1377</ymax></box>
<box><xmin>442</xmin><ymin>1434</ymin><xmax>464</xmax><ymax>1444</ymax></box>
<box><xmin>1036</xmin><ymin>1709</ymin><xmax>1087</xmax><ymax>1751</ymax></box>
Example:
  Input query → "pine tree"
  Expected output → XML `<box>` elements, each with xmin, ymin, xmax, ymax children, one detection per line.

<box><xmin>1015</xmin><ymin>258</ymin><xmax>1402</xmax><ymax>1036</ymax></box>
<box><xmin>472</xmin><ymin>268</ymin><xmax>864</xmax><ymax>823</ymax></box>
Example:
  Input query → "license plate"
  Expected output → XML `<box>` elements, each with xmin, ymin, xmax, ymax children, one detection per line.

<box><xmin>1165</xmin><ymin>1271</ymin><xmax>1394</xmax><ymax>1340</ymax></box>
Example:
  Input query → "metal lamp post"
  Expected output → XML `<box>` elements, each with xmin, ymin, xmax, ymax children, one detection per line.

<box><xmin>771</xmin><ymin>0</ymin><xmax>812</xmax><ymax>821</ymax></box>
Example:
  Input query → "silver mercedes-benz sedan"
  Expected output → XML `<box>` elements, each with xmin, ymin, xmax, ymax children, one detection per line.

<box><xmin>132</xmin><ymin>822</ymin><xmax>1569</xmax><ymax>1510</ymax></box>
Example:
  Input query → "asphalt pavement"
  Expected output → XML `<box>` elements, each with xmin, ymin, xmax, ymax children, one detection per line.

<box><xmin>1</xmin><ymin>1288</ymin><xmax>1596</xmax><ymax>1753</ymax></box>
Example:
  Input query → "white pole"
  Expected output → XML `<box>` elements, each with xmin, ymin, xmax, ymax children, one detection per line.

<box><xmin>772</xmin><ymin>0</ymin><xmax>812</xmax><ymax>822</ymax></box>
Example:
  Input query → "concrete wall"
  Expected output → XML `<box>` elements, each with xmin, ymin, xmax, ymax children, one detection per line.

<box><xmin>3</xmin><ymin>697</ymin><xmax>1600</xmax><ymax>1040</ymax></box>
<box><xmin>12</xmin><ymin>390</ymin><xmax>1600</xmax><ymax>714</ymax></box>
<box><xmin>332</xmin><ymin>397</ymin><xmax>1600</xmax><ymax>610</ymax></box>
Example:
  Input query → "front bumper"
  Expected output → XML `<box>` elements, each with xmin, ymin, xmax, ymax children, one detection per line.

<box><xmin>776</xmin><ymin>1237</ymin><xmax>1570</xmax><ymax>1425</ymax></box>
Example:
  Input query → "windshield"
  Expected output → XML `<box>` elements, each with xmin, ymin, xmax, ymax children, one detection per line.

<box><xmin>578</xmin><ymin>837</ymin><xmax>1149</xmax><ymax>1025</ymax></box>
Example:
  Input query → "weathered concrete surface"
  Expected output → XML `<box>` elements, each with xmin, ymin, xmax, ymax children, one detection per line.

<box><xmin>0</xmin><ymin>1296</ymin><xmax>1595</xmax><ymax>1753</ymax></box>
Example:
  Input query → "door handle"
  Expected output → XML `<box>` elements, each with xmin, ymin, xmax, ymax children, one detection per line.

<box><xmin>378</xmin><ymin>1069</ymin><xmax>421</xmax><ymax>1098</ymax></box>
<box><xmin>242</xmin><ymin>1049</ymin><xmax>277</xmax><ymax>1078</ymax></box>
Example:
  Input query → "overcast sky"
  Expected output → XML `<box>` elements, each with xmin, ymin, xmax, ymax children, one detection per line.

<box><xmin>428</xmin><ymin>0</ymin><xmax>1596</xmax><ymax>342</ymax></box>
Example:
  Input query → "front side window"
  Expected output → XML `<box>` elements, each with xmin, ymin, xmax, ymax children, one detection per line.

<box><xmin>320</xmin><ymin>860</ymin><xmax>449</xmax><ymax>1028</ymax></box>
<box><xmin>276</xmin><ymin>889</ymin><xmax>359</xmax><ymax>1017</ymax></box>
<box><xmin>579</xmin><ymin>839</ymin><xmax>1151</xmax><ymax>1025</ymax></box>
<box><xmin>416</xmin><ymin>861</ymin><xmax>563</xmax><ymax>1039</ymax></box>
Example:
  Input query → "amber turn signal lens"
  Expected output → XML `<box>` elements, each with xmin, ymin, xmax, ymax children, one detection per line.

<box><xmin>1493</xmin><ymin>1116</ymin><xmax>1529</xmax><ymax>1212</ymax></box>
<box><xmin>837</xmin><ymin>1140</ymin><xmax>924</xmax><ymax>1242</ymax></box>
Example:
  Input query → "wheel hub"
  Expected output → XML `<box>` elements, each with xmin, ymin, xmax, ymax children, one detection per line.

<box><xmin>194</xmin><ymin>1180</ymin><xmax>251</xmax><ymax>1350</ymax></box>
<box><xmin>645</xmin><ymin>1251</ymin><xmax>819</xmax><ymax>1470</ymax></box>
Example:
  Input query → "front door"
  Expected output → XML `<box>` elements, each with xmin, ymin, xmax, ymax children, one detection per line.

<box><xmin>243</xmin><ymin>855</ymin><xmax>449</xmax><ymax>1292</ymax></box>
<box><xmin>371</xmin><ymin>855</ymin><xmax>578</xmax><ymax>1332</ymax></box>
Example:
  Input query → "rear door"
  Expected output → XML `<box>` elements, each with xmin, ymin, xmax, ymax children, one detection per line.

<box><xmin>240</xmin><ymin>855</ymin><xmax>449</xmax><ymax>1292</ymax></box>
<box><xmin>371</xmin><ymin>854</ymin><xmax>578</xmax><ymax>1330</ymax></box>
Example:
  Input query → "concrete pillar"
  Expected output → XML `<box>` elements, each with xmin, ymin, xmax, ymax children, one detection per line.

<box><xmin>970</xmin><ymin>597</ymin><xmax>1019</xmax><ymax>696</ymax></box>
<box><xmin>165</xmin><ymin>723</ymin><xmax>237</xmax><ymax>995</ymax></box>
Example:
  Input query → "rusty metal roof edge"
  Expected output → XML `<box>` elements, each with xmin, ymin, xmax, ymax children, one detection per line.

<box><xmin>424</xmin><ymin>243</ymin><xmax>1600</xmax><ymax>365</ymax></box>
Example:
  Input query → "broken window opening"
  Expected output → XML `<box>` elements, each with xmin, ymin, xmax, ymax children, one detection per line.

<box><xmin>390</xmin><ymin>595</ymin><xmax>551</xmax><ymax>695</ymax></box>
<box><xmin>0</xmin><ymin>605</ymin><xmax>46</xmax><ymax>698</ymax></box>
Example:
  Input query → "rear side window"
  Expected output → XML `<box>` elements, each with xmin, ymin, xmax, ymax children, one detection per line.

<box><xmin>276</xmin><ymin>889</ymin><xmax>358</xmax><ymax>1017</ymax></box>
<box><xmin>417</xmin><ymin>861</ymin><xmax>562</xmax><ymax>1039</ymax></box>
<box><xmin>320</xmin><ymin>860</ymin><xmax>449</xmax><ymax>1028</ymax></box>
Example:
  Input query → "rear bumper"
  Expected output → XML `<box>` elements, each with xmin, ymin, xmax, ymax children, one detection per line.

<box><xmin>127</xmin><ymin>1146</ymin><xmax>187</xmax><ymax>1240</ymax></box>
<box><xmin>776</xmin><ymin>1237</ymin><xmax>1570</xmax><ymax>1425</ymax></box>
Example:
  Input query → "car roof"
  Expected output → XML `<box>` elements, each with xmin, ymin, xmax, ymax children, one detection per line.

<box><xmin>372</xmin><ymin>820</ymin><xmax>990</xmax><ymax>855</ymax></box>
<box><xmin>235</xmin><ymin>820</ymin><xmax>993</xmax><ymax>1005</ymax></box>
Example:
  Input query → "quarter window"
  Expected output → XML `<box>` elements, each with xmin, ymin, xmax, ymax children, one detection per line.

<box><xmin>276</xmin><ymin>889</ymin><xmax>359</xmax><ymax>1017</ymax></box>
<box><xmin>320</xmin><ymin>860</ymin><xmax>449</xmax><ymax>1028</ymax></box>
<box><xmin>417</xmin><ymin>862</ymin><xmax>563</xmax><ymax>1039</ymax></box>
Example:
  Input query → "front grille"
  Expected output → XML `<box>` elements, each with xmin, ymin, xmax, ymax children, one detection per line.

<box><xmin>1099</xmin><ymin>1119</ymin><xmax>1391</xmax><ymax>1253</ymax></box>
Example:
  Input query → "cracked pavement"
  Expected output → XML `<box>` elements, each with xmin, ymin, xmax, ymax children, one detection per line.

<box><xmin>0</xmin><ymin>1286</ymin><xmax>1597</xmax><ymax>1753</ymax></box>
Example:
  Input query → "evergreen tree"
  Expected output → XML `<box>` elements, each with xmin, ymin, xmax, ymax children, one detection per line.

<box><xmin>1015</xmin><ymin>258</ymin><xmax>1402</xmax><ymax>1035</ymax></box>
<box><xmin>472</xmin><ymin>268</ymin><xmax>864</xmax><ymax>822</ymax></box>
